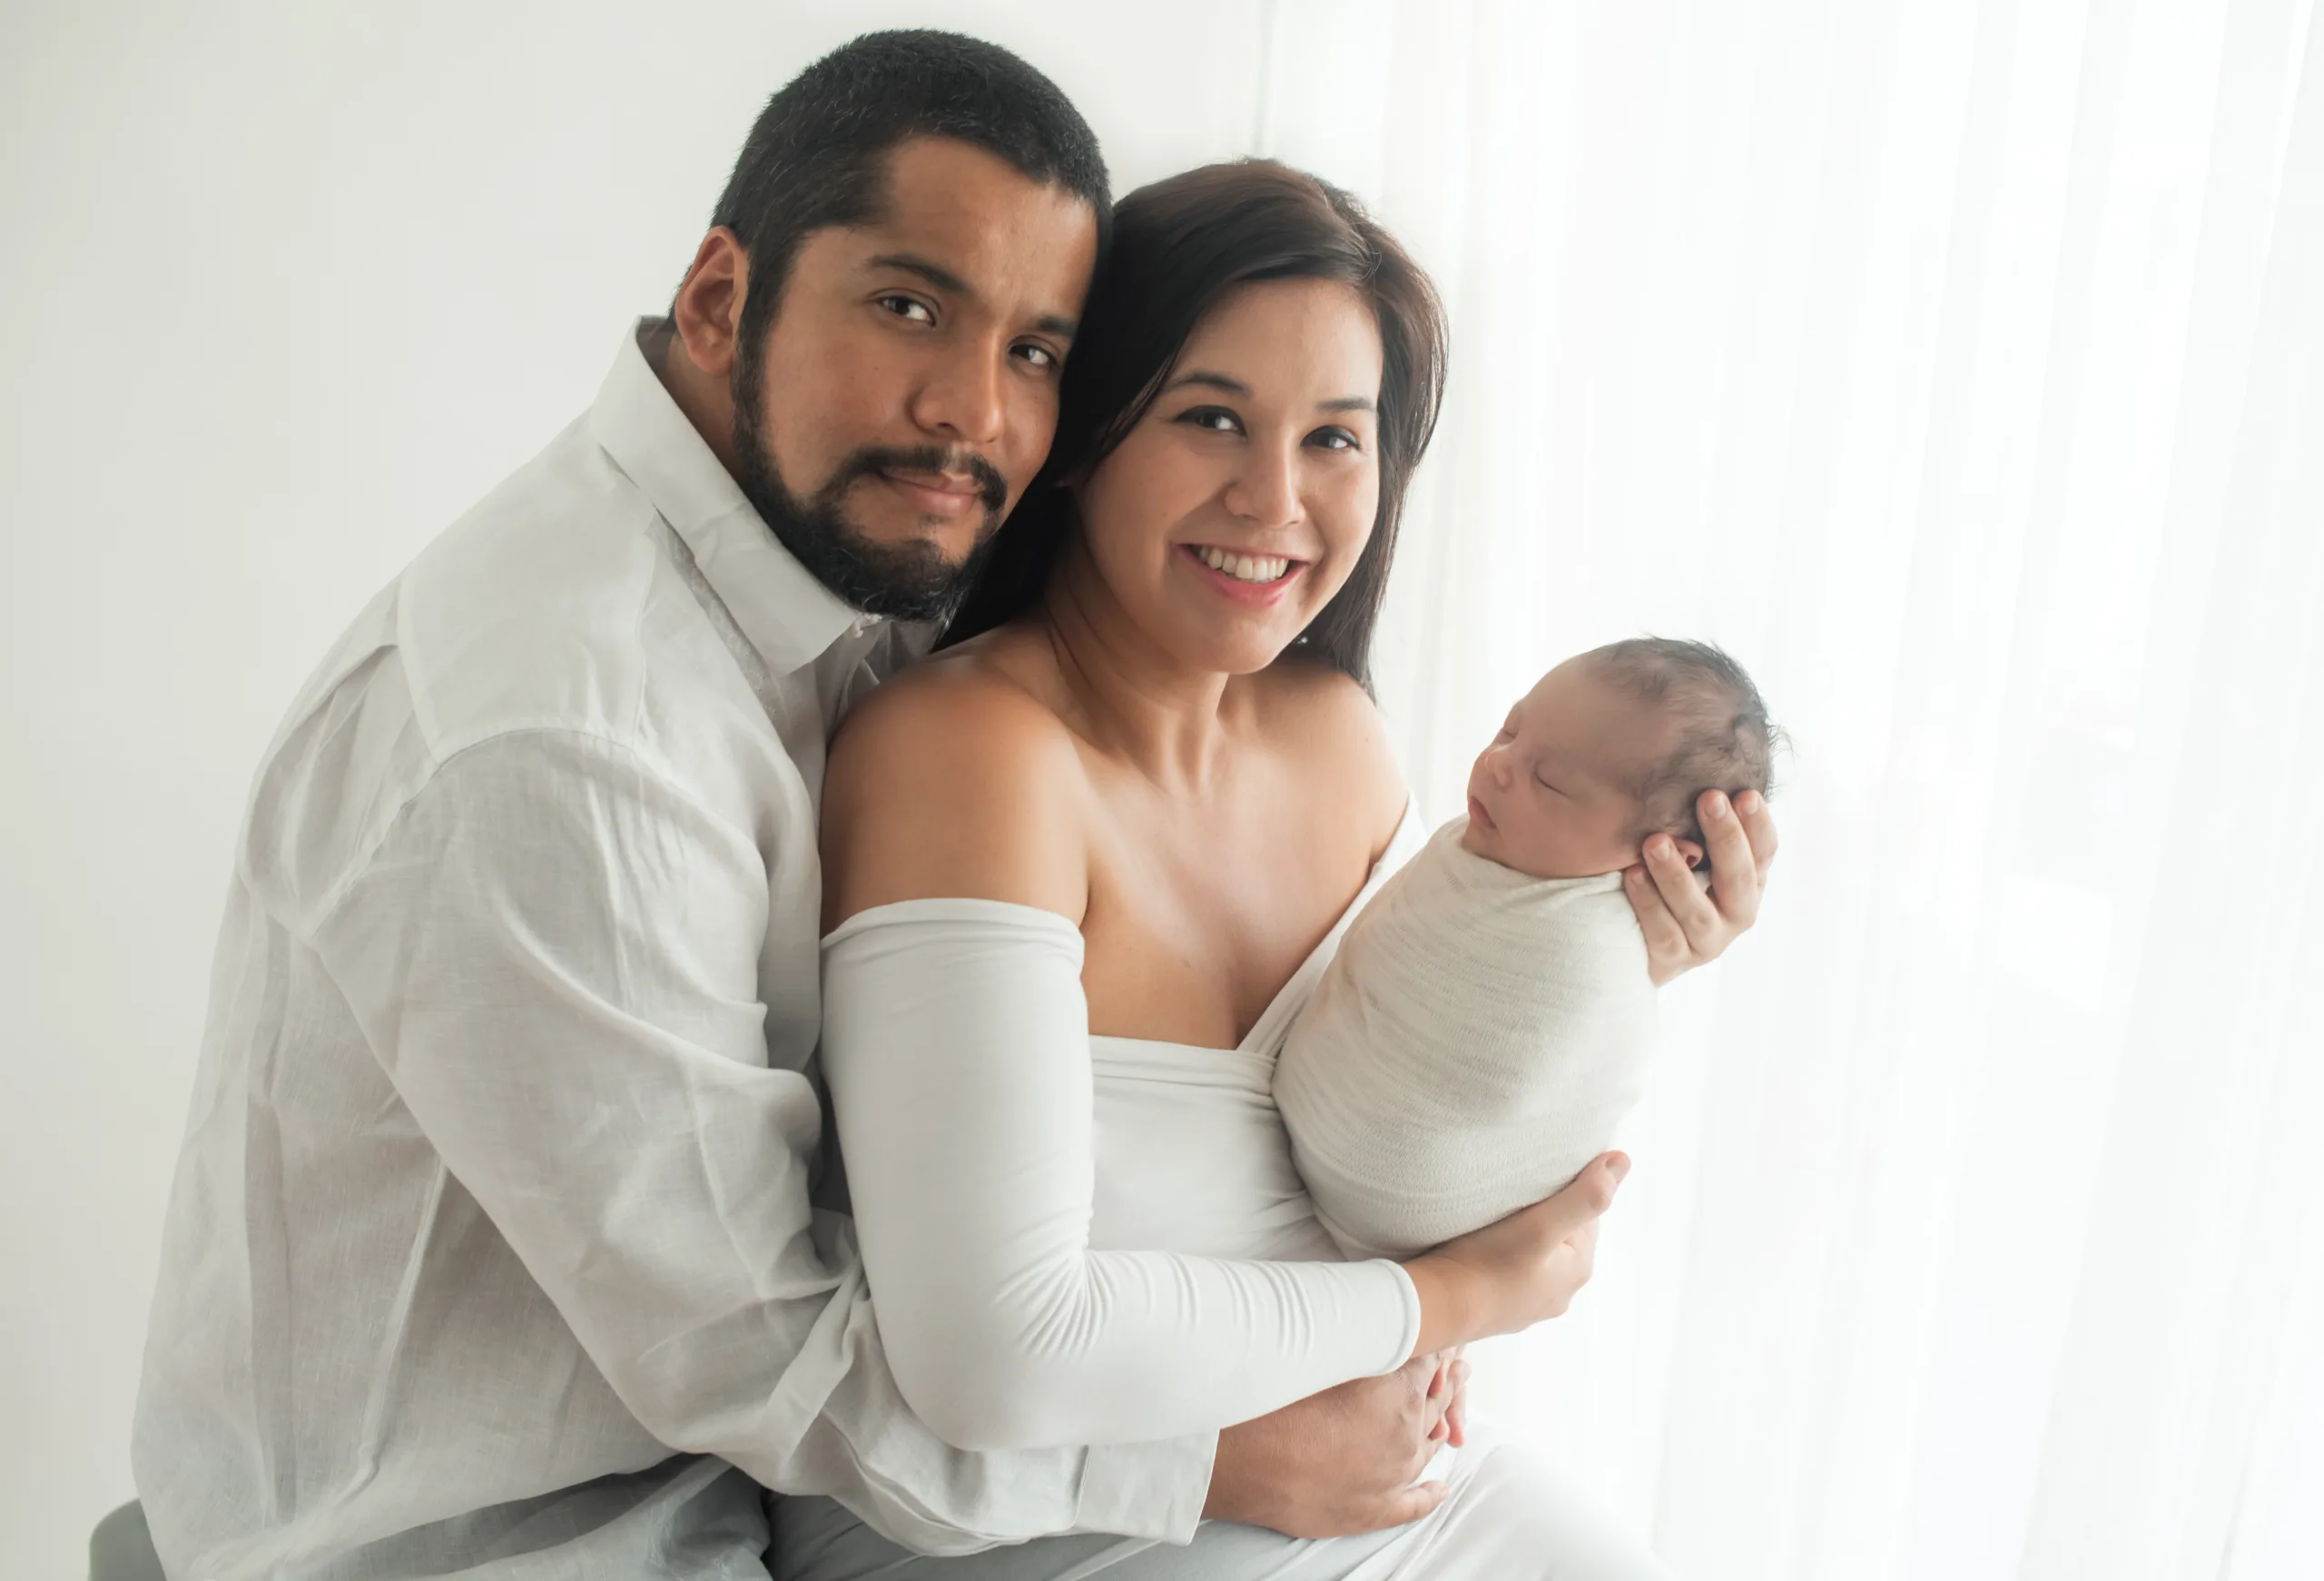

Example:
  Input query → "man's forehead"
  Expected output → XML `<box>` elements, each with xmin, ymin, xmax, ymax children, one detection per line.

<box><xmin>841</xmin><ymin>136</ymin><xmax>1098</xmax><ymax>310</ymax></box>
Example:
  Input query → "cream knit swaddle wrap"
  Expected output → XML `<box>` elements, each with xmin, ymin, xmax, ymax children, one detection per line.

<box><xmin>1275</xmin><ymin>818</ymin><xmax>1658</xmax><ymax>1260</ymax></box>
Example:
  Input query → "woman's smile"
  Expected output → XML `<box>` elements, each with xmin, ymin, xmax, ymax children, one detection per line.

<box><xmin>1177</xmin><ymin>541</ymin><xmax>1309</xmax><ymax>608</ymax></box>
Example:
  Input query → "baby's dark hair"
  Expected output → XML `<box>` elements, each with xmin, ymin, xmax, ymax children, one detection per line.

<box><xmin>1585</xmin><ymin>637</ymin><xmax>1783</xmax><ymax>862</ymax></box>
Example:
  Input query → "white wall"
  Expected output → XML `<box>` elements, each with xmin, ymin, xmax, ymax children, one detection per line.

<box><xmin>0</xmin><ymin>3</ymin><xmax>1272</xmax><ymax>1566</ymax></box>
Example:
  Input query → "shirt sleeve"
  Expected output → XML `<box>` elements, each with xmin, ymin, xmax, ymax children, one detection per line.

<box><xmin>820</xmin><ymin>899</ymin><xmax>1423</xmax><ymax>1454</ymax></box>
<box><xmin>307</xmin><ymin>726</ymin><xmax>1214</xmax><ymax>1553</ymax></box>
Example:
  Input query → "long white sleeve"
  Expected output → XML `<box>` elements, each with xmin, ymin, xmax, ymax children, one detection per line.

<box><xmin>820</xmin><ymin>899</ymin><xmax>1423</xmax><ymax>1453</ymax></box>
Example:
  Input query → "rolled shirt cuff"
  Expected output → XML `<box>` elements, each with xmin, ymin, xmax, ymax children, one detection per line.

<box><xmin>1074</xmin><ymin>1430</ymin><xmax>1217</xmax><ymax>1544</ymax></box>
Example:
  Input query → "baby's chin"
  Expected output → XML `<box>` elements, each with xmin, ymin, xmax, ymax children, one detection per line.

<box><xmin>1461</xmin><ymin>814</ymin><xmax>1627</xmax><ymax>882</ymax></box>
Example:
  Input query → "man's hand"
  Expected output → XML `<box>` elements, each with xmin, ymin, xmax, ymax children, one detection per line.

<box><xmin>1202</xmin><ymin>1351</ymin><xmax>1462</xmax><ymax>1537</ymax></box>
<box><xmin>1627</xmin><ymin>787</ymin><xmax>1779</xmax><ymax>986</ymax></box>
<box><xmin>1427</xmin><ymin>1347</ymin><xmax>1471</xmax><ymax>1449</ymax></box>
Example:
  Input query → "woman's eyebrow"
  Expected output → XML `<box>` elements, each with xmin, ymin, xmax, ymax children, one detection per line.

<box><xmin>1163</xmin><ymin>370</ymin><xmax>1376</xmax><ymax>414</ymax></box>
<box><xmin>1163</xmin><ymin>370</ymin><xmax>1250</xmax><ymax>397</ymax></box>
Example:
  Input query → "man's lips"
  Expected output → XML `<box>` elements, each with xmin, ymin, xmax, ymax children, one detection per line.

<box><xmin>876</xmin><ymin>469</ymin><xmax>986</xmax><ymax>519</ymax></box>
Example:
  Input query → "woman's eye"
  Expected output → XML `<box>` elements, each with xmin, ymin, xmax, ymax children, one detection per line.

<box><xmin>1177</xmin><ymin>406</ymin><xmax>1244</xmax><ymax>435</ymax></box>
<box><xmin>1308</xmin><ymin>426</ymin><xmax>1362</xmax><ymax>452</ymax></box>
<box><xmin>1013</xmin><ymin>342</ymin><xmax>1059</xmax><ymax>371</ymax></box>
<box><xmin>877</xmin><ymin>295</ymin><xmax>936</xmax><ymax>325</ymax></box>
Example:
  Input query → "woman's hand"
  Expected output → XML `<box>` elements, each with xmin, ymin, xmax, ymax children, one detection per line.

<box><xmin>1401</xmin><ymin>1151</ymin><xmax>1629</xmax><ymax>1356</ymax></box>
<box><xmin>1626</xmin><ymin>788</ymin><xmax>1778</xmax><ymax>986</ymax></box>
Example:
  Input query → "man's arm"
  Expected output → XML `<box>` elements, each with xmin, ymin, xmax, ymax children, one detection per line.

<box><xmin>306</xmin><ymin>727</ymin><xmax>1209</xmax><ymax>1553</ymax></box>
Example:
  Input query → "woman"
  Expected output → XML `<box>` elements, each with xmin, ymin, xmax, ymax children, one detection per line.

<box><xmin>780</xmin><ymin>163</ymin><xmax>1776</xmax><ymax>1579</ymax></box>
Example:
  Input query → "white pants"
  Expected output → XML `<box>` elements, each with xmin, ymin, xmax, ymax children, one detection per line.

<box><xmin>770</xmin><ymin>1442</ymin><xmax>1675</xmax><ymax>1581</ymax></box>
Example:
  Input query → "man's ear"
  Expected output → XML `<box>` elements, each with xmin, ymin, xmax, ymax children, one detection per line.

<box><xmin>671</xmin><ymin>228</ymin><xmax>751</xmax><ymax>380</ymax></box>
<box><xmin>1672</xmin><ymin>836</ymin><xmax>1707</xmax><ymax>871</ymax></box>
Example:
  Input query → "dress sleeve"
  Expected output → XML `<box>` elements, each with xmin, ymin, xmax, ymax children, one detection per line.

<box><xmin>820</xmin><ymin>898</ymin><xmax>1423</xmax><ymax>1453</ymax></box>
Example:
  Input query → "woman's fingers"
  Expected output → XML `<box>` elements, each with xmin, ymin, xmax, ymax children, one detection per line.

<box><xmin>1630</xmin><ymin>790</ymin><xmax>1780</xmax><ymax>983</ymax></box>
<box><xmin>1697</xmin><ymin>790</ymin><xmax>1762</xmax><ymax>933</ymax></box>
<box><xmin>1546</xmin><ymin>1151</ymin><xmax>1628</xmax><ymax>1234</ymax></box>
<box><xmin>1624</xmin><ymin>865</ymin><xmax>1689</xmax><ymax>983</ymax></box>
<box><xmin>1733</xmin><ymin>788</ymin><xmax>1779</xmax><ymax>872</ymax></box>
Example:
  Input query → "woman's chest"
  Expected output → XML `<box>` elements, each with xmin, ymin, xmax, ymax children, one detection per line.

<box><xmin>1076</xmin><ymin>779</ymin><xmax>1373</xmax><ymax>1048</ymax></box>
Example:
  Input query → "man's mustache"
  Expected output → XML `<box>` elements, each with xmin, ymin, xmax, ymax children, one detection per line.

<box><xmin>830</xmin><ymin>446</ymin><xmax>1009</xmax><ymax>515</ymax></box>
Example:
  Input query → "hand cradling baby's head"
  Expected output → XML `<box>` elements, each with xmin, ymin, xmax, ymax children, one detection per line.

<box><xmin>1462</xmin><ymin>638</ymin><xmax>1779</xmax><ymax>880</ymax></box>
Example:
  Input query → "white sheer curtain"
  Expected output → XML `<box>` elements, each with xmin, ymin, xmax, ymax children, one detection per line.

<box><xmin>1250</xmin><ymin>2</ymin><xmax>2324</xmax><ymax>1576</ymax></box>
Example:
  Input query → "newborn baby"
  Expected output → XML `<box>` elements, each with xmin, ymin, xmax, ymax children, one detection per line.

<box><xmin>1275</xmin><ymin>637</ymin><xmax>1777</xmax><ymax>1260</ymax></box>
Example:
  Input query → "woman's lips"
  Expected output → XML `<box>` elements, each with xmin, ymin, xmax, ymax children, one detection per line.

<box><xmin>1177</xmin><ymin>543</ymin><xmax>1305</xmax><ymax>608</ymax></box>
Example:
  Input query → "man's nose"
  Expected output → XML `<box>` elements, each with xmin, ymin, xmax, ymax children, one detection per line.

<box><xmin>1222</xmin><ymin>439</ymin><xmax>1301</xmax><ymax>529</ymax></box>
<box><xmin>909</xmin><ymin>341</ymin><xmax>1009</xmax><ymax>448</ymax></box>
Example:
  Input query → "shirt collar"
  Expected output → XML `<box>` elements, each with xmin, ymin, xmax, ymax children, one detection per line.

<box><xmin>588</xmin><ymin>319</ymin><xmax>868</xmax><ymax>677</ymax></box>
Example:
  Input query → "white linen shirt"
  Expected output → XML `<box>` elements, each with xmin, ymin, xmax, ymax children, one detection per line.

<box><xmin>130</xmin><ymin>322</ymin><xmax>1213</xmax><ymax>1580</ymax></box>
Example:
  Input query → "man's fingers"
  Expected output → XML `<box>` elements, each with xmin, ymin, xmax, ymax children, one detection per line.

<box><xmin>1368</xmin><ymin>1479</ymin><xmax>1450</xmax><ymax>1532</ymax></box>
<box><xmin>1443</xmin><ymin>1356</ymin><xmax>1472</xmax><ymax>1448</ymax></box>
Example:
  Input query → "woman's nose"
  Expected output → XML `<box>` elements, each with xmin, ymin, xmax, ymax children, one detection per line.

<box><xmin>1222</xmin><ymin>440</ymin><xmax>1300</xmax><ymax>528</ymax></box>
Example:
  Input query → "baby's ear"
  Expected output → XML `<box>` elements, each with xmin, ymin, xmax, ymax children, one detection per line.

<box><xmin>1671</xmin><ymin>836</ymin><xmax>1707</xmax><ymax>871</ymax></box>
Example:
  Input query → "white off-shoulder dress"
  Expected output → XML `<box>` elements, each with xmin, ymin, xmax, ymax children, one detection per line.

<box><xmin>773</xmin><ymin>811</ymin><xmax>1672</xmax><ymax>1581</ymax></box>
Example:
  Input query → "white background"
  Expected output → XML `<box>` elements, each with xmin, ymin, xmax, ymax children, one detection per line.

<box><xmin>6</xmin><ymin>2</ymin><xmax>2322</xmax><ymax>1576</ymax></box>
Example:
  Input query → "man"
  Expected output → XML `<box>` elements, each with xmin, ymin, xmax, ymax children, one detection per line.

<box><xmin>132</xmin><ymin>33</ymin><xmax>1488</xmax><ymax>1578</ymax></box>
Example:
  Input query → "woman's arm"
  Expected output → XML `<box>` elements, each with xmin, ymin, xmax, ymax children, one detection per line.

<box><xmin>818</xmin><ymin>668</ymin><xmax>1421</xmax><ymax>1451</ymax></box>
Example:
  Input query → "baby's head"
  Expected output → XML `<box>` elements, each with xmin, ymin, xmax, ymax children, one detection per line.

<box><xmin>1462</xmin><ymin>638</ymin><xmax>1778</xmax><ymax>880</ymax></box>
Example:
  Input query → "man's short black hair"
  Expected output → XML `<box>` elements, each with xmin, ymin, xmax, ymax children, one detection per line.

<box><xmin>708</xmin><ymin>30</ymin><xmax>1110</xmax><ymax>350</ymax></box>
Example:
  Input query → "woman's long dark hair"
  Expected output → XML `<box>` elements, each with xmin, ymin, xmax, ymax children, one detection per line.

<box><xmin>939</xmin><ymin>160</ymin><xmax>1448</xmax><ymax>690</ymax></box>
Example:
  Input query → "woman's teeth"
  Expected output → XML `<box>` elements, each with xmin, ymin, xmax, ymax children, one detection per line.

<box><xmin>1194</xmin><ymin>546</ymin><xmax>1292</xmax><ymax>583</ymax></box>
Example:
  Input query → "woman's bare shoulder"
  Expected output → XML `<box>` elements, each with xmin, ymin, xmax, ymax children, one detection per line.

<box><xmin>822</xmin><ymin>634</ymin><xmax>1090</xmax><ymax>926</ymax></box>
<box><xmin>1246</xmin><ymin>660</ymin><xmax>1411</xmax><ymax>850</ymax></box>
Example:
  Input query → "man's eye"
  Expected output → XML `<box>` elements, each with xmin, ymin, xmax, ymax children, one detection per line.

<box><xmin>1177</xmin><ymin>406</ymin><xmax>1244</xmax><ymax>434</ymax></box>
<box><xmin>877</xmin><ymin>295</ymin><xmax>936</xmax><ymax>324</ymax></box>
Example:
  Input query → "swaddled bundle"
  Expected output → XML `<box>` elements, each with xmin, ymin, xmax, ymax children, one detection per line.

<box><xmin>1275</xmin><ymin>637</ymin><xmax>1780</xmax><ymax>1261</ymax></box>
<box><xmin>1275</xmin><ymin>819</ymin><xmax>1654</xmax><ymax>1260</ymax></box>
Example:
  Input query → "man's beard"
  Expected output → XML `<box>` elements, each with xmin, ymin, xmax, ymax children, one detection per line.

<box><xmin>730</xmin><ymin>352</ymin><xmax>1009</xmax><ymax>624</ymax></box>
